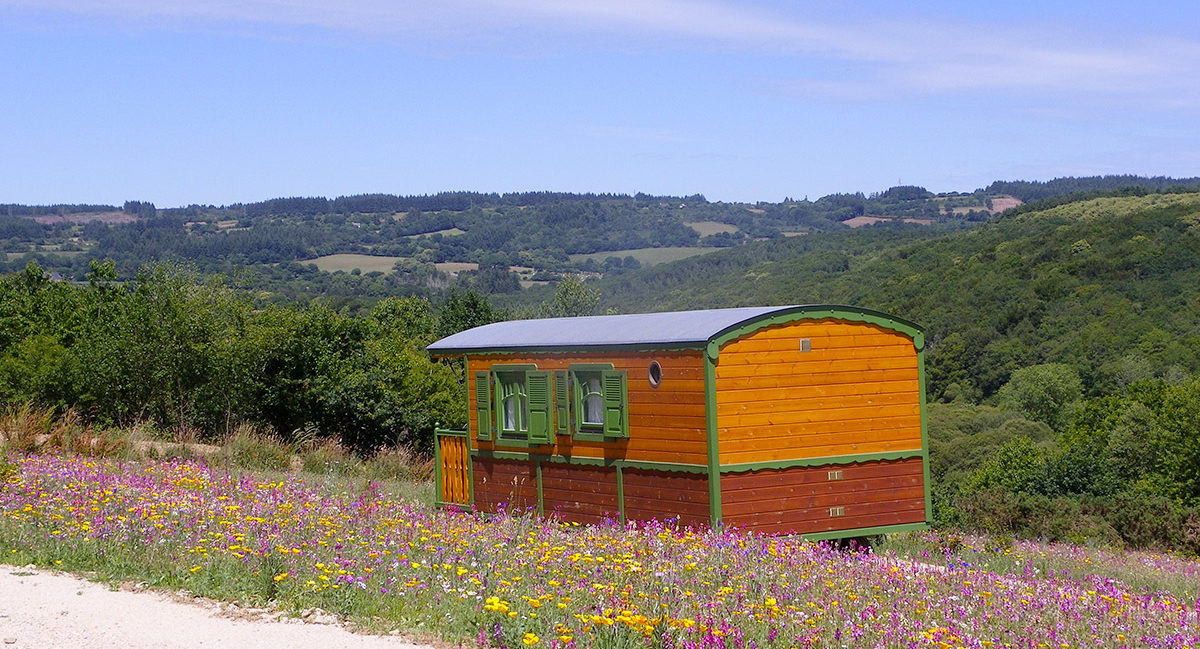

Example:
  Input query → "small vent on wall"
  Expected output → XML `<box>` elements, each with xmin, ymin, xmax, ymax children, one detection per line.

<box><xmin>827</xmin><ymin>470</ymin><xmax>843</xmax><ymax>480</ymax></box>
<box><xmin>799</xmin><ymin>338</ymin><xmax>812</xmax><ymax>352</ymax></box>
<box><xmin>829</xmin><ymin>506</ymin><xmax>845</xmax><ymax>517</ymax></box>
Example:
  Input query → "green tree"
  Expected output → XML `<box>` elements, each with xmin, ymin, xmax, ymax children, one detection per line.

<box><xmin>964</xmin><ymin>436</ymin><xmax>1050</xmax><ymax>493</ymax></box>
<box><xmin>436</xmin><ymin>290</ymin><xmax>498</xmax><ymax>338</ymax></box>
<box><xmin>997</xmin><ymin>363</ymin><xmax>1083</xmax><ymax>430</ymax></box>
<box><xmin>547</xmin><ymin>275</ymin><xmax>599</xmax><ymax>317</ymax></box>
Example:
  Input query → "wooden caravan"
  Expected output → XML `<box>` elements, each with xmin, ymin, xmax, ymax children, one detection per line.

<box><xmin>427</xmin><ymin>305</ymin><xmax>930</xmax><ymax>540</ymax></box>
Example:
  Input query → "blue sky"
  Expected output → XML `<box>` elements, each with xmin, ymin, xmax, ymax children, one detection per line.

<box><xmin>2</xmin><ymin>0</ymin><xmax>1198</xmax><ymax>206</ymax></box>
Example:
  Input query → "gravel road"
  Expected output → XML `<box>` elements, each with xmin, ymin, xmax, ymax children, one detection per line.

<box><xmin>0</xmin><ymin>564</ymin><xmax>436</xmax><ymax>649</ymax></box>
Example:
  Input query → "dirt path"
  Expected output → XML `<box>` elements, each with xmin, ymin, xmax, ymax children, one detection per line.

<box><xmin>0</xmin><ymin>565</ymin><xmax>437</xmax><ymax>649</ymax></box>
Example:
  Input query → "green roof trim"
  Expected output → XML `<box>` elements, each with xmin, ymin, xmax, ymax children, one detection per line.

<box><xmin>707</xmin><ymin>304</ymin><xmax>924</xmax><ymax>358</ymax></box>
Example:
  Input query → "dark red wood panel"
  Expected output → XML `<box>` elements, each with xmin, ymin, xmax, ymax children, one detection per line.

<box><xmin>541</xmin><ymin>464</ymin><xmax>619</xmax><ymax>525</ymax></box>
<box><xmin>472</xmin><ymin>458</ymin><xmax>538</xmax><ymax>515</ymax></box>
<box><xmin>623</xmin><ymin>468</ymin><xmax>710</xmax><ymax>528</ymax></box>
<box><xmin>720</xmin><ymin>457</ymin><xmax>926</xmax><ymax>535</ymax></box>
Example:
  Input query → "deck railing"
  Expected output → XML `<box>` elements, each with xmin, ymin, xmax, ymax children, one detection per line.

<box><xmin>434</xmin><ymin>428</ymin><xmax>470</xmax><ymax>509</ymax></box>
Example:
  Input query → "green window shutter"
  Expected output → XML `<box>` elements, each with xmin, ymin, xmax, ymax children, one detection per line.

<box><xmin>554</xmin><ymin>370</ymin><xmax>570</xmax><ymax>435</ymax></box>
<box><xmin>527</xmin><ymin>371</ymin><xmax>552</xmax><ymax>444</ymax></box>
<box><xmin>474</xmin><ymin>371</ymin><xmax>492</xmax><ymax>441</ymax></box>
<box><xmin>601</xmin><ymin>370</ymin><xmax>628</xmax><ymax>437</ymax></box>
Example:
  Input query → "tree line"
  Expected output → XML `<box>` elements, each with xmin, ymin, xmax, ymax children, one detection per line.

<box><xmin>0</xmin><ymin>262</ymin><xmax>505</xmax><ymax>451</ymax></box>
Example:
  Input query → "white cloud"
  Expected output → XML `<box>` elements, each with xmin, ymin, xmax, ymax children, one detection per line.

<box><xmin>4</xmin><ymin>0</ymin><xmax>1199</xmax><ymax>102</ymax></box>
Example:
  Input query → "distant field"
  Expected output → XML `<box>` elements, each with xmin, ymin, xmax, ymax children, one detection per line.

<box><xmin>569</xmin><ymin>246</ymin><xmax>719</xmax><ymax>266</ymax></box>
<box><xmin>434</xmin><ymin>261</ymin><xmax>479</xmax><ymax>274</ymax></box>
<box><xmin>843</xmin><ymin>216</ymin><xmax>890</xmax><ymax>228</ymax></box>
<box><xmin>306</xmin><ymin>254</ymin><xmax>404</xmax><ymax>273</ymax></box>
<box><xmin>404</xmin><ymin>227</ymin><xmax>465</xmax><ymax>238</ymax></box>
<box><xmin>844</xmin><ymin>216</ymin><xmax>933</xmax><ymax>228</ymax></box>
<box><xmin>990</xmin><ymin>196</ymin><xmax>1023</xmax><ymax>212</ymax></box>
<box><xmin>684</xmin><ymin>221</ymin><xmax>738</xmax><ymax>236</ymax></box>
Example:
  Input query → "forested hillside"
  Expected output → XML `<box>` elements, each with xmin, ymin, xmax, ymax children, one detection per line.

<box><xmin>5</xmin><ymin>176</ymin><xmax>1193</xmax><ymax>309</ymax></box>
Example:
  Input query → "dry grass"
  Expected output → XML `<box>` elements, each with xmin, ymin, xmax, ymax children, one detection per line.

<box><xmin>0</xmin><ymin>402</ymin><xmax>131</xmax><ymax>457</ymax></box>
<box><xmin>683</xmin><ymin>221</ymin><xmax>739</xmax><ymax>236</ymax></box>
<box><xmin>304</xmin><ymin>254</ymin><xmax>407</xmax><ymax>274</ymax></box>
<box><xmin>215</xmin><ymin>424</ymin><xmax>293</xmax><ymax>471</ymax></box>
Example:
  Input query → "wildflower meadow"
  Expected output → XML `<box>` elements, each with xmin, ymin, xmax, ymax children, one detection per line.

<box><xmin>1</xmin><ymin>453</ymin><xmax>1198</xmax><ymax>648</ymax></box>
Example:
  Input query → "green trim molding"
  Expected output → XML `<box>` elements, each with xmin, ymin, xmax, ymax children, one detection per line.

<box><xmin>917</xmin><ymin>347</ymin><xmax>933</xmax><ymax>525</ymax></box>
<box><xmin>471</xmin><ymin>448</ymin><xmax>708</xmax><ymax>474</ymax></box>
<box><xmin>704</xmin><ymin>352</ymin><xmax>722</xmax><ymax>526</ymax></box>
<box><xmin>535</xmin><ymin>461</ymin><xmax>544</xmax><ymax>517</ymax></box>
<box><xmin>800</xmin><ymin>521</ymin><xmax>927</xmax><ymax>542</ymax></box>
<box><xmin>433</xmin><ymin>428</ymin><xmax>445</xmax><ymax>505</ymax></box>
<box><xmin>719</xmin><ymin>449</ymin><xmax>926</xmax><ymax>474</ymax></box>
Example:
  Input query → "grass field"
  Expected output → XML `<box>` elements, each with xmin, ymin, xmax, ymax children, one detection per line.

<box><xmin>404</xmin><ymin>227</ymin><xmax>465</xmax><ymax>238</ymax></box>
<box><xmin>302</xmin><ymin>256</ymin><xmax>482</xmax><ymax>275</ymax></box>
<box><xmin>683</xmin><ymin>221</ymin><xmax>739</xmax><ymax>236</ymax></box>
<box><xmin>305</xmin><ymin>254</ymin><xmax>405</xmax><ymax>273</ymax></box>
<box><xmin>569</xmin><ymin>246</ymin><xmax>719</xmax><ymax>266</ymax></box>
<box><xmin>3</xmin><ymin>453</ymin><xmax>1197</xmax><ymax>649</ymax></box>
<box><xmin>433</xmin><ymin>261</ymin><xmax>478</xmax><ymax>274</ymax></box>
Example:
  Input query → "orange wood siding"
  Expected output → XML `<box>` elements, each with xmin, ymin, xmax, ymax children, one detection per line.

<box><xmin>715</xmin><ymin>319</ymin><xmax>922</xmax><ymax>465</ymax></box>
<box><xmin>468</xmin><ymin>350</ymin><xmax>707</xmax><ymax>466</ymax></box>
<box><xmin>541</xmin><ymin>464</ymin><xmax>620</xmax><ymax>525</ymax></box>
<box><xmin>472</xmin><ymin>458</ymin><xmax>537</xmax><ymax>514</ymax></box>
<box><xmin>720</xmin><ymin>457</ymin><xmax>926</xmax><ymax>535</ymax></box>
<box><xmin>623</xmin><ymin>469</ymin><xmax>710</xmax><ymax>528</ymax></box>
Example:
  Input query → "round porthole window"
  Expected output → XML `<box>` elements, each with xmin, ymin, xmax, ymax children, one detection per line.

<box><xmin>648</xmin><ymin>361</ymin><xmax>663</xmax><ymax>387</ymax></box>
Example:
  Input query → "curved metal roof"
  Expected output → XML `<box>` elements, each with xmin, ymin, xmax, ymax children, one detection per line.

<box><xmin>427</xmin><ymin>304</ymin><xmax>922</xmax><ymax>354</ymax></box>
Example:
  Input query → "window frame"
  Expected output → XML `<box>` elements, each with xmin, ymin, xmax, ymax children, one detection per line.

<box><xmin>568</xmin><ymin>363</ymin><xmax>629</xmax><ymax>441</ymax></box>
<box><xmin>482</xmin><ymin>364</ymin><xmax>553</xmax><ymax>447</ymax></box>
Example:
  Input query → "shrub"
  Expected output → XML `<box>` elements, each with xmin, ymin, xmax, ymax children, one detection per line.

<box><xmin>0</xmin><ymin>401</ymin><xmax>54</xmax><ymax>451</ymax></box>
<box><xmin>217</xmin><ymin>425</ymin><xmax>292</xmax><ymax>471</ymax></box>
<box><xmin>300</xmin><ymin>439</ymin><xmax>363</xmax><ymax>476</ymax></box>
<box><xmin>365</xmin><ymin>446</ymin><xmax>432</xmax><ymax>482</ymax></box>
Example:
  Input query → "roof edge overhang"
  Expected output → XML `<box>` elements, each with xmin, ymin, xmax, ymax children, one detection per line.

<box><xmin>427</xmin><ymin>304</ymin><xmax>923</xmax><ymax>358</ymax></box>
<box><xmin>427</xmin><ymin>341</ymin><xmax>705</xmax><ymax>358</ymax></box>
